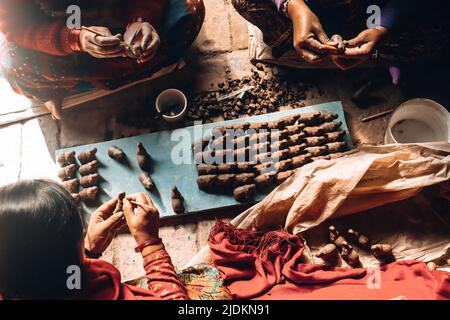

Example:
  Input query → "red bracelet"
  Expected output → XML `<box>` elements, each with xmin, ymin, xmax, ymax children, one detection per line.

<box><xmin>69</xmin><ymin>29</ymin><xmax>82</xmax><ymax>52</ymax></box>
<box><xmin>134</xmin><ymin>238</ymin><xmax>162</xmax><ymax>253</ymax></box>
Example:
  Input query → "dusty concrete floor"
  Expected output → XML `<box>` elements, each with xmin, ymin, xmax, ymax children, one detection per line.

<box><xmin>2</xmin><ymin>0</ymin><xmax>448</xmax><ymax>281</ymax></box>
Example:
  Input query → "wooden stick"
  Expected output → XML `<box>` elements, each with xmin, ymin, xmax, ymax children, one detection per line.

<box><xmin>81</xmin><ymin>26</ymin><xmax>104</xmax><ymax>37</ymax></box>
<box><xmin>130</xmin><ymin>200</ymin><xmax>153</xmax><ymax>210</ymax></box>
<box><xmin>0</xmin><ymin>62</ymin><xmax>182</xmax><ymax>127</ymax></box>
<box><xmin>361</xmin><ymin>109</ymin><xmax>394</xmax><ymax>122</ymax></box>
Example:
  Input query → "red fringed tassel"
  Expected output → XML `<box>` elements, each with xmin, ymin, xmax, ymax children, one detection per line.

<box><xmin>209</xmin><ymin>220</ymin><xmax>302</xmax><ymax>259</ymax></box>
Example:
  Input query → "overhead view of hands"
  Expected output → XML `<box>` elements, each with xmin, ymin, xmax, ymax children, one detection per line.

<box><xmin>122</xmin><ymin>192</ymin><xmax>160</xmax><ymax>246</ymax></box>
<box><xmin>84</xmin><ymin>194</ymin><xmax>127</xmax><ymax>255</ymax></box>
<box><xmin>79</xmin><ymin>21</ymin><xmax>160</xmax><ymax>64</ymax></box>
<box><xmin>124</xmin><ymin>21</ymin><xmax>160</xmax><ymax>64</ymax></box>
<box><xmin>287</xmin><ymin>0</ymin><xmax>388</xmax><ymax>69</ymax></box>
<box><xmin>79</xmin><ymin>26</ymin><xmax>126</xmax><ymax>59</ymax></box>
<box><xmin>85</xmin><ymin>192</ymin><xmax>161</xmax><ymax>257</ymax></box>
<box><xmin>287</xmin><ymin>0</ymin><xmax>339</xmax><ymax>63</ymax></box>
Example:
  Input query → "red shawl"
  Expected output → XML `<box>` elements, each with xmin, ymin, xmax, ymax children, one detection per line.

<box><xmin>208</xmin><ymin>221</ymin><xmax>450</xmax><ymax>300</ymax></box>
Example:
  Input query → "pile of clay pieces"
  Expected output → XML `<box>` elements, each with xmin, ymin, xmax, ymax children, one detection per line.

<box><xmin>317</xmin><ymin>225</ymin><xmax>447</xmax><ymax>270</ymax></box>
<box><xmin>193</xmin><ymin>111</ymin><xmax>348</xmax><ymax>202</ymax></box>
<box><xmin>187</xmin><ymin>64</ymin><xmax>311</xmax><ymax>123</ymax></box>
<box><xmin>316</xmin><ymin>226</ymin><xmax>395</xmax><ymax>267</ymax></box>
<box><xmin>57</xmin><ymin>144</ymin><xmax>186</xmax><ymax>215</ymax></box>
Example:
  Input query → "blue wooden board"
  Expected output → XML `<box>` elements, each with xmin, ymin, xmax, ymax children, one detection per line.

<box><xmin>57</xmin><ymin>101</ymin><xmax>352</xmax><ymax>218</ymax></box>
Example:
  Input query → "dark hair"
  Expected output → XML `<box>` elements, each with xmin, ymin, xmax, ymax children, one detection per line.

<box><xmin>0</xmin><ymin>180</ymin><xmax>84</xmax><ymax>299</ymax></box>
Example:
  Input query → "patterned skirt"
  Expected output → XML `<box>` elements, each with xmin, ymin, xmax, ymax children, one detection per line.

<box><xmin>125</xmin><ymin>264</ymin><xmax>232</xmax><ymax>300</ymax></box>
<box><xmin>0</xmin><ymin>0</ymin><xmax>205</xmax><ymax>102</ymax></box>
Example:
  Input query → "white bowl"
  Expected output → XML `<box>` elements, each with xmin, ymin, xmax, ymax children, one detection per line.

<box><xmin>155</xmin><ymin>89</ymin><xmax>188</xmax><ymax>123</ymax></box>
<box><xmin>385</xmin><ymin>98</ymin><xmax>450</xmax><ymax>144</ymax></box>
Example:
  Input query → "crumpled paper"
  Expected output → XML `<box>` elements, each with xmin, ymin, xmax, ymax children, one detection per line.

<box><xmin>186</xmin><ymin>143</ymin><xmax>450</xmax><ymax>268</ymax></box>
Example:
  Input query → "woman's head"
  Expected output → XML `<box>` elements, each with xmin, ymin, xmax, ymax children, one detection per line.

<box><xmin>0</xmin><ymin>179</ymin><xmax>84</xmax><ymax>299</ymax></box>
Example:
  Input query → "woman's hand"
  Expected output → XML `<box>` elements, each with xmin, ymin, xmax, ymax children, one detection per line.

<box><xmin>332</xmin><ymin>27</ymin><xmax>388</xmax><ymax>70</ymax></box>
<box><xmin>344</xmin><ymin>27</ymin><xmax>388</xmax><ymax>57</ymax></box>
<box><xmin>44</xmin><ymin>97</ymin><xmax>63</xmax><ymax>120</ymax></box>
<box><xmin>84</xmin><ymin>195</ymin><xmax>126</xmax><ymax>255</ymax></box>
<box><xmin>123</xmin><ymin>193</ymin><xmax>160</xmax><ymax>246</ymax></box>
<box><xmin>124</xmin><ymin>21</ymin><xmax>160</xmax><ymax>63</ymax></box>
<box><xmin>287</xmin><ymin>0</ymin><xmax>338</xmax><ymax>63</ymax></box>
<box><xmin>79</xmin><ymin>26</ymin><xmax>126</xmax><ymax>59</ymax></box>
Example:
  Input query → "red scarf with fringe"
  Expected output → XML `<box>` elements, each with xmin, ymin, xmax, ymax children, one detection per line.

<box><xmin>208</xmin><ymin>221</ymin><xmax>450</xmax><ymax>300</ymax></box>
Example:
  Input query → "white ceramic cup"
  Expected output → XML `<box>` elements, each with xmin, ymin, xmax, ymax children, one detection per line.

<box><xmin>155</xmin><ymin>89</ymin><xmax>188</xmax><ymax>123</ymax></box>
<box><xmin>385</xmin><ymin>98</ymin><xmax>450</xmax><ymax>144</ymax></box>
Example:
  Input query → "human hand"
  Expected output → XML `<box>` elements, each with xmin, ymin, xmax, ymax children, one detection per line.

<box><xmin>124</xmin><ymin>21</ymin><xmax>160</xmax><ymax>63</ymax></box>
<box><xmin>332</xmin><ymin>27</ymin><xmax>388</xmax><ymax>70</ymax></box>
<box><xmin>287</xmin><ymin>0</ymin><xmax>338</xmax><ymax>63</ymax></box>
<box><xmin>84</xmin><ymin>194</ymin><xmax>126</xmax><ymax>255</ymax></box>
<box><xmin>44</xmin><ymin>97</ymin><xmax>63</xmax><ymax>120</ymax></box>
<box><xmin>79</xmin><ymin>26</ymin><xmax>126</xmax><ymax>59</ymax></box>
<box><xmin>123</xmin><ymin>193</ymin><xmax>160</xmax><ymax>246</ymax></box>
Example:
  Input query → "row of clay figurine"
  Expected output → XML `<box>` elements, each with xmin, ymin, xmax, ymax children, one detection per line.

<box><xmin>194</xmin><ymin>121</ymin><xmax>343</xmax><ymax>163</ymax></box>
<box><xmin>195</xmin><ymin>140</ymin><xmax>346</xmax><ymax>173</ymax></box>
<box><xmin>57</xmin><ymin>148</ymin><xmax>99</xmax><ymax>202</ymax></box>
<box><xmin>193</xmin><ymin>114</ymin><xmax>347</xmax><ymax>201</ymax></box>
<box><xmin>191</xmin><ymin>111</ymin><xmax>340</xmax><ymax>154</ymax></box>
<box><xmin>57</xmin><ymin>144</ymin><xmax>185</xmax><ymax>214</ymax></box>
<box><xmin>195</xmin><ymin>149</ymin><xmax>343</xmax><ymax>202</ymax></box>
<box><xmin>211</xmin><ymin>111</ymin><xmax>338</xmax><ymax>135</ymax></box>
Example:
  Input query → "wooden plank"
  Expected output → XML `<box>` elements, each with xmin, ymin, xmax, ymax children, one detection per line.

<box><xmin>0</xmin><ymin>62</ymin><xmax>183</xmax><ymax>127</ymax></box>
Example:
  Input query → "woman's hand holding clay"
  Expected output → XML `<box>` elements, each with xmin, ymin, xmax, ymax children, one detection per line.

<box><xmin>85</xmin><ymin>195</ymin><xmax>127</xmax><ymax>255</ymax></box>
<box><xmin>332</xmin><ymin>27</ymin><xmax>388</xmax><ymax>70</ymax></box>
<box><xmin>123</xmin><ymin>193</ymin><xmax>162</xmax><ymax>255</ymax></box>
<box><xmin>287</xmin><ymin>0</ymin><xmax>338</xmax><ymax>63</ymax></box>
<box><xmin>79</xmin><ymin>26</ymin><xmax>126</xmax><ymax>59</ymax></box>
<box><xmin>124</xmin><ymin>21</ymin><xmax>160</xmax><ymax>63</ymax></box>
